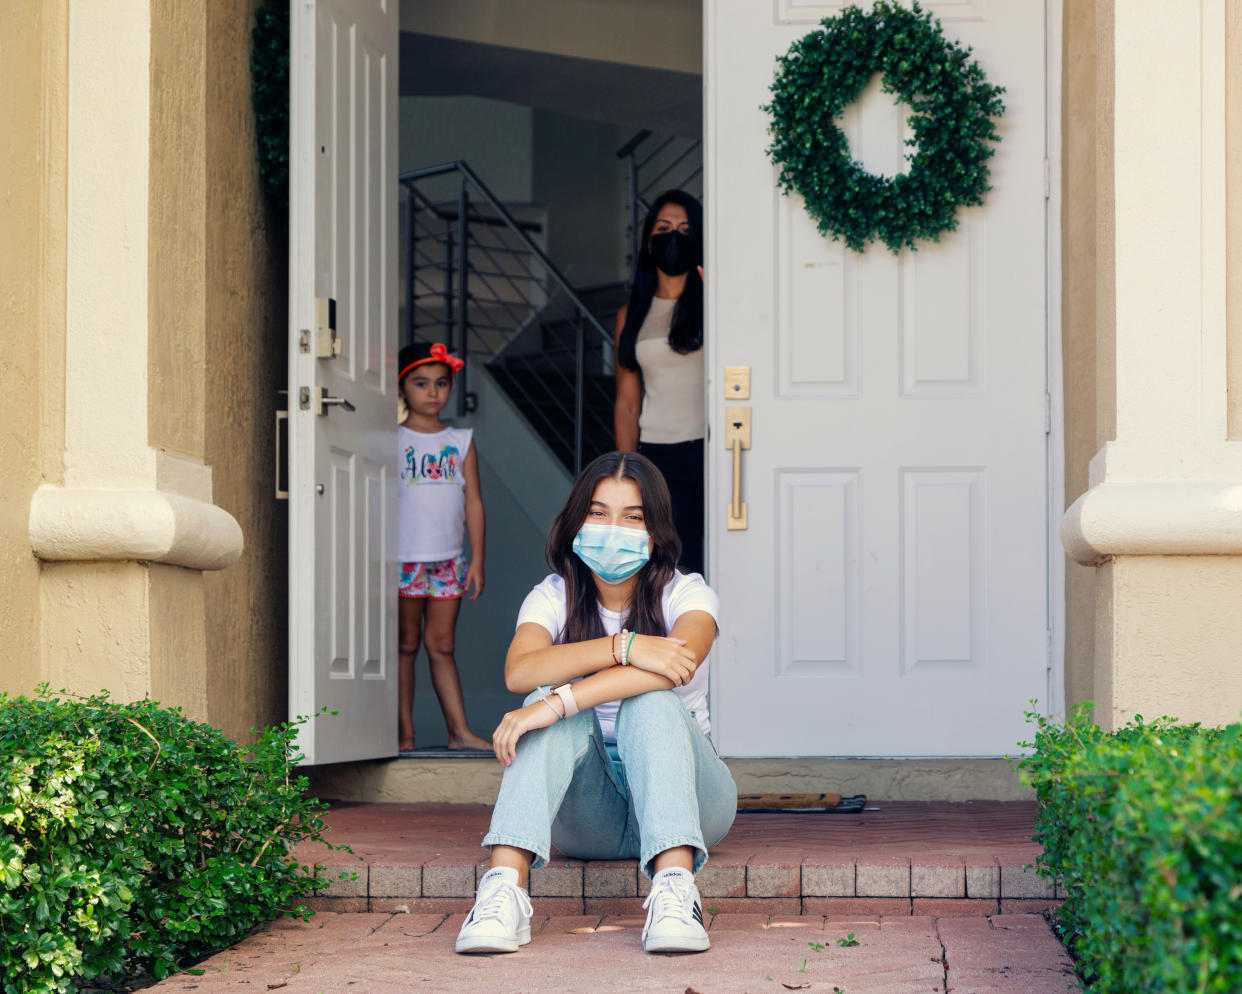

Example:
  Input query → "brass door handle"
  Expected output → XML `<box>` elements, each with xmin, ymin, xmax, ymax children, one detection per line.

<box><xmin>725</xmin><ymin>406</ymin><xmax>750</xmax><ymax>530</ymax></box>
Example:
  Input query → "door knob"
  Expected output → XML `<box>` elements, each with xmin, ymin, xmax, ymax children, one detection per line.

<box><xmin>320</xmin><ymin>394</ymin><xmax>355</xmax><ymax>413</ymax></box>
<box><xmin>299</xmin><ymin>386</ymin><xmax>356</xmax><ymax>415</ymax></box>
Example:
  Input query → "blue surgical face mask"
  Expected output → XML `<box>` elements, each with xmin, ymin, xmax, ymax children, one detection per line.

<box><xmin>572</xmin><ymin>523</ymin><xmax>651</xmax><ymax>584</ymax></box>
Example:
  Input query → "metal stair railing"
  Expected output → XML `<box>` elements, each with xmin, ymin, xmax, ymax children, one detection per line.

<box><xmin>400</xmin><ymin>161</ymin><xmax>616</xmax><ymax>474</ymax></box>
<box><xmin>616</xmin><ymin>130</ymin><xmax>703</xmax><ymax>269</ymax></box>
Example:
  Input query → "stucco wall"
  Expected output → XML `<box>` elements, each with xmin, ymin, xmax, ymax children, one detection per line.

<box><xmin>1097</xmin><ymin>557</ymin><xmax>1242</xmax><ymax>729</ymax></box>
<box><xmin>1229</xmin><ymin>3</ymin><xmax>1242</xmax><ymax>438</ymax></box>
<box><xmin>150</xmin><ymin>1</ymin><xmax>208</xmax><ymax>463</ymax></box>
<box><xmin>1</xmin><ymin>0</ymin><xmax>282</xmax><ymax>739</ymax></box>
<box><xmin>0</xmin><ymin>2</ymin><xmax>67</xmax><ymax>697</ymax></box>
<box><xmin>1062</xmin><ymin>0</ymin><xmax>1242</xmax><ymax>731</ymax></box>
<box><xmin>1060</xmin><ymin>0</ymin><xmax>1110</xmax><ymax>710</ymax></box>
<box><xmin>201</xmin><ymin>0</ymin><xmax>288</xmax><ymax>741</ymax></box>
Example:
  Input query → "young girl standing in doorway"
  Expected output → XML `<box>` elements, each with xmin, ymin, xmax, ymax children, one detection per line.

<box><xmin>397</xmin><ymin>342</ymin><xmax>491</xmax><ymax>752</ymax></box>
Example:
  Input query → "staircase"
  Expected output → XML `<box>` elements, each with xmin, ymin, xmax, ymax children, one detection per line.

<box><xmin>401</xmin><ymin>161</ymin><xmax>617</xmax><ymax>474</ymax></box>
<box><xmin>400</xmin><ymin>134</ymin><xmax>700</xmax><ymax>474</ymax></box>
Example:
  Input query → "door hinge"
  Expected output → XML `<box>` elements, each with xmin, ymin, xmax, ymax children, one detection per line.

<box><xmin>1046</xmin><ymin>629</ymin><xmax>1054</xmax><ymax>673</ymax></box>
<box><xmin>1043</xmin><ymin>159</ymin><xmax>1051</xmax><ymax>200</ymax></box>
<box><xmin>299</xmin><ymin>329</ymin><xmax>310</xmax><ymax>353</ymax></box>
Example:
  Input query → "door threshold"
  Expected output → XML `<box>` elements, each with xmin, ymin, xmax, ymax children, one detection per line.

<box><xmin>397</xmin><ymin>746</ymin><xmax>492</xmax><ymax>759</ymax></box>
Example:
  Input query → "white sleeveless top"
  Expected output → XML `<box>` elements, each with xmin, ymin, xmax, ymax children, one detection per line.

<box><xmin>635</xmin><ymin>296</ymin><xmax>706</xmax><ymax>444</ymax></box>
<box><xmin>397</xmin><ymin>425</ymin><xmax>473</xmax><ymax>562</ymax></box>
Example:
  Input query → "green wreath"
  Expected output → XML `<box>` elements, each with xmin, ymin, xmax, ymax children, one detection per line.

<box><xmin>764</xmin><ymin>1</ymin><xmax>1005</xmax><ymax>253</ymax></box>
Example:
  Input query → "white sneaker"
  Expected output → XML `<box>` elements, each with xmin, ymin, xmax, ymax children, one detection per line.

<box><xmin>641</xmin><ymin>867</ymin><xmax>710</xmax><ymax>953</ymax></box>
<box><xmin>455</xmin><ymin>866</ymin><xmax>534</xmax><ymax>954</ymax></box>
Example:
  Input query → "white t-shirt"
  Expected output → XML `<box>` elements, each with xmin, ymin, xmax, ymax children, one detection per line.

<box><xmin>515</xmin><ymin>571</ymin><xmax>719</xmax><ymax>742</ymax></box>
<box><xmin>397</xmin><ymin>425</ymin><xmax>473</xmax><ymax>561</ymax></box>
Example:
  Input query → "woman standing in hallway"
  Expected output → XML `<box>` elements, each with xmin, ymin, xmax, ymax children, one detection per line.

<box><xmin>613</xmin><ymin>190</ymin><xmax>706</xmax><ymax>576</ymax></box>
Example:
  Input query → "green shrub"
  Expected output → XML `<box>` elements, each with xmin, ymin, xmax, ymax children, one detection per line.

<box><xmin>251</xmin><ymin>0</ymin><xmax>289</xmax><ymax>209</ymax></box>
<box><xmin>1015</xmin><ymin>704</ymin><xmax>1242</xmax><ymax>994</ymax></box>
<box><xmin>0</xmin><ymin>687</ymin><xmax>350</xmax><ymax>994</ymax></box>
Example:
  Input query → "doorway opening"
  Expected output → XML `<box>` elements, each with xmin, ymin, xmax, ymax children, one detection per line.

<box><xmin>395</xmin><ymin>6</ymin><xmax>705</xmax><ymax>749</ymax></box>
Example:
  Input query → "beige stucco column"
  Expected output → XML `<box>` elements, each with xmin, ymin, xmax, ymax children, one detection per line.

<box><xmin>1062</xmin><ymin>0</ymin><xmax>1242</xmax><ymax>730</ymax></box>
<box><xmin>26</xmin><ymin>0</ymin><xmax>241</xmax><ymax>717</ymax></box>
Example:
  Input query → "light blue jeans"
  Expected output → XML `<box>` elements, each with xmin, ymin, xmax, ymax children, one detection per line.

<box><xmin>482</xmin><ymin>688</ymin><xmax>737</xmax><ymax>879</ymax></box>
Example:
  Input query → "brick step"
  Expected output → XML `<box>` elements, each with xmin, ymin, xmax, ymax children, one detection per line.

<box><xmin>297</xmin><ymin>801</ymin><xmax>1061</xmax><ymax>919</ymax></box>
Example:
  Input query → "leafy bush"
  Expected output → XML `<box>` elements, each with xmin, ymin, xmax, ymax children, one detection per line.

<box><xmin>251</xmin><ymin>0</ymin><xmax>289</xmax><ymax>209</ymax></box>
<box><xmin>1015</xmin><ymin>704</ymin><xmax>1242</xmax><ymax>994</ymax></box>
<box><xmin>0</xmin><ymin>687</ymin><xmax>349</xmax><ymax>994</ymax></box>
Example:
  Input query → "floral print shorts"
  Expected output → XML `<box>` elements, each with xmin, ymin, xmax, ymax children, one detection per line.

<box><xmin>399</xmin><ymin>556</ymin><xmax>468</xmax><ymax>600</ymax></box>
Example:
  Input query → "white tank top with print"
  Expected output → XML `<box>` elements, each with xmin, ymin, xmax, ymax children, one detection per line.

<box><xmin>397</xmin><ymin>425</ymin><xmax>472</xmax><ymax>562</ymax></box>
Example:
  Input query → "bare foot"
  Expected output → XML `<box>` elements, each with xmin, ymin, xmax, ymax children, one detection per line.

<box><xmin>398</xmin><ymin>734</ymin><xmax>415</xmax><ymax>752</ymax></box>
<box><xmin>448</xmin><ymin>731</ymin><xmax>493</xmax><ymax>751</ymax></box>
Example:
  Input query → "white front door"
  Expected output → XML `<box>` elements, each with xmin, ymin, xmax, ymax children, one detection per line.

<box><xmin>707</xmin><ymin>0</ymin><xmax>1052</xmax><ymax>756</ymax></box>
<box><xmin>288</xmin><ymin>0</ymin><xmax>399</xmax><ymax>765</ymax></box>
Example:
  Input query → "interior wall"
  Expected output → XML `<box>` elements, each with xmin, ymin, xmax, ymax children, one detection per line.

<box><xmin>400</xmin><ymin>0</ymin><xmax>702</xmax><ymax>75</ymax></box>
<box><xmin>0</xmin><ymin>2</ymin><xmax>67</xmax><ymax>698</ymax></box>
<box><xmin>399</xmin><ymin>95</ymin><xmax>534</xmax><ymax>201</ymax></box>
<box><xmin>201</xmin><ymin>0</ymin><xmax>288</xmax><ymax>741</ymax></box>
<box><xmin>532</xmin><ymin>109</ymin><xmax>628</xmax><ymax>287</ymax></box>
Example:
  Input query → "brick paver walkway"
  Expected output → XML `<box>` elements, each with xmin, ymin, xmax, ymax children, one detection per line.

<box><xmin>150</xmin><ymin>910</ymin><xmax>1079</xmax><ymax>993</ymax></box>
<box><xmin>144</xmin><ymin>801</ymin><xmax>1079</xmax><ymax>994</ymax></box>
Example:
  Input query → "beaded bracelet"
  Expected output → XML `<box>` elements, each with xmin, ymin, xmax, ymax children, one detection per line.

<box><xmin>623</xmin><ymin>631</ymin><xmax>636</xmax><ymax>666</ymax></box>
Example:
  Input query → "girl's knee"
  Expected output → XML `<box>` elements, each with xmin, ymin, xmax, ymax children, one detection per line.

<box><xmin>617</xmin><ymin>689</ymin><xmax>682</xmax><ymax>722</ymax></box>
<box><xmin>425</xmin><ymin>635</ymin><xmax>456</xmax><ymax>658</ymax></box>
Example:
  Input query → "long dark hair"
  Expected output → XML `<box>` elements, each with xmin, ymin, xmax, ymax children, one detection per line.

<box><xmin>617</xmin><ymin>189</ymin><xmax>704</xmax><ymax>371</ymax></box>
<box><xmin>545</xmin><ymin>451</ymin><xmax>681</xmax><ymax>645</ymax></box>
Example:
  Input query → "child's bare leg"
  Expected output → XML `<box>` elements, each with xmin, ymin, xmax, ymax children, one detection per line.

<box><xmin>397</xmin><ymin>596</ymin><xmax>425</xmax><ymax>751</ymax></box>
<box><xmin>424</xmin><ymin>597</ymin><xmax>492</xmax><ymax>750</ymax></box>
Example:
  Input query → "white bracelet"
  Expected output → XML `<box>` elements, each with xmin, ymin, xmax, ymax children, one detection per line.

<box><xmin>553</xmin><ymin>683</ymin><xmax>579</xmax><ymax>718</ymax></box>
<box><xmin>538</xmin><ymin>695</ymin><xmax>562</xmax><ymax>720</ymax></box>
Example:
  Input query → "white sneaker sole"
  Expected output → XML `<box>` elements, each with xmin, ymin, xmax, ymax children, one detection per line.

<box><xmin>643</xmin><ymin>932</ymin><xmax>711</xmax><ymax>954</ymax></box>
<box><xmin>455</xmin><ymin>925</ymin><xmax>532</xmax><ymax>954</ymax></box>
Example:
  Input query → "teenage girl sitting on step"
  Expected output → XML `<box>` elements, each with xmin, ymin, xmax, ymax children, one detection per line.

<box><xmin>455</xmin><ymin>451</ymin><xmax>736</xmax><ymax>956</ymax></box>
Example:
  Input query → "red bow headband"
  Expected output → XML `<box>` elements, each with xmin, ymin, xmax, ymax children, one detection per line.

<box><xmin>399</xmin><ymin>343</ymin><xmax>464</xmax><ymax>381</ymax></box>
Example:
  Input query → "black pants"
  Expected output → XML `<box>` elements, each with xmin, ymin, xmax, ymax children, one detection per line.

<box><xmin>638</xmin><ymin>438</ymin><xmax>705</xmax><ymax>577</ymax></box>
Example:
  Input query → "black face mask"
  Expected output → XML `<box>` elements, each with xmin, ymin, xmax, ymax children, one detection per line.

<box><xmin>649</xmin><ymin>230</ymin><xmax>700</xmax><ymax>277</ymax></box>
